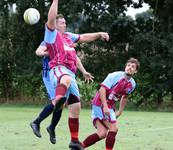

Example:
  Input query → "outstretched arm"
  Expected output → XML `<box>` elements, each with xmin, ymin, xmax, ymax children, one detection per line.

<box><xmin>79</xmin><ymin>32</ymin><xmax>109</xmax><ymax>43</ymax></box>
<box><xmin>76</xmin><ymin>56</ymin><xmax>94</xmax><ymax>83</ymax></box>
<box><xmin>46</xmin><ymin>0</ymin><xmax>59</xmax><ymax>30</ymax></box>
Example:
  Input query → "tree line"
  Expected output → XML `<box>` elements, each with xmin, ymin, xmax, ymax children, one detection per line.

<box><xmin>0</xmin><ymin>0</ymin><xmax>173</xmax><ymax>110</ymax></box>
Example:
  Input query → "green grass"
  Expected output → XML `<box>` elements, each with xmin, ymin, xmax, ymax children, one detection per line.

<box><xmin>0</xmin><ymin>105</ymin><xmax>173</xmax><ymax>150</ymax></box>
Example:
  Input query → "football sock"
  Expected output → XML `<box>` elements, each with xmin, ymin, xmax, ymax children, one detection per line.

<box><xmin>55</xmin><ymin>84</ymin><xmax>67</xmax><ymax>101</ymax></box>
<box><xmin>49</xmin><ymin>108</ymin><xmax>63</xmax><ymax>130</ymax></box>
<box><xmin>68</xmin><ymin>118</ymin><xmax>79</xmax><ymax>142</ymax></box>
<box><xmin>105</xmin><ymin>131</ymin><xmax>117</xmax><ymax>150</ymax></box>
<box><xmin>34</xmin><ymin>103</ymin><xmax>54</xmax><ymax>125</ymax></box>
<box><xmin>83</xmin><ymin>133</ymin><xmax>100</xmax><ymax>148</ymax></box>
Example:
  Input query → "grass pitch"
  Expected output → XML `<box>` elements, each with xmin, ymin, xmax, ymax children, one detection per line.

<box><xmin>0</xmin><ymin>105</ymin><xmax>172</xmax><ymax>150</ymax></box>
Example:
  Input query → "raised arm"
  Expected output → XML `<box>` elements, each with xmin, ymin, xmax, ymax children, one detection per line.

<box><xmin>79</xmin><ymin>32</ymin><xmax>109</xmax><ymax>43</ymax></box>
<box><xmin>76</xmin><ymin>56</ymin><xmax>94</xmax><ymax>83</ymax></box>
<box><xmin>46</xmin><ymin>0</ymin><xmax>59</xmax><ymax>30</ymax></box>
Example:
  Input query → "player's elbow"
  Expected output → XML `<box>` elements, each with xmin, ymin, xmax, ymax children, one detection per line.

<box><xmin>35</xmin><ymin>49</ymin><xmax>43</xmax><ymax>57</ymax></box>
<box><xmin>46</xmin><ymin>20</ymin><xmax>56</xmax><ymax>31</ymax></box>
<box><xmin>35</xmin><ymin>49</ymin><xmax>40</xmax><ymax>56</ymax></box>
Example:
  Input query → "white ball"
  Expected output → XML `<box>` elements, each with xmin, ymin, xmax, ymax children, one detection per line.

<box><xmin>23</xmin><ymin>8</ymin><xmax>40</xmax><ymax>25</ymax></box>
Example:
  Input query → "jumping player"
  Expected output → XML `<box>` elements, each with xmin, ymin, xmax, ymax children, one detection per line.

<box><xmin>30</xmin><ymin>42</ymin><xmax>94</xmax><ymax>144</ymax></box>
<box><xmin>44</xmin><ymin>0</ymin><xmax>109</xmax><ymax>149</ymax></box>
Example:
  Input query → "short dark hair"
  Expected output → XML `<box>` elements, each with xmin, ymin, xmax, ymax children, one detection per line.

<box><xmin>126</xmin><ymin>58</ymin><xmax>140</xmax><ymax>71</ymax></box>
<box><xmin>56</xmin><ymin>14</ymin><xmax>64</xmax><ymax>20</ymax></box>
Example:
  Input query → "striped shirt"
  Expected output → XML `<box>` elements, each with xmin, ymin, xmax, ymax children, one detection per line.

<box><xmin>92</xmin><ymin>71</ymin><xmax>136</xmax><ymax>108</ymax></box>
<box><xmin>44</xmin><ymin>26</ymin><xmax>80</xmax><ymax>73</ymax></box>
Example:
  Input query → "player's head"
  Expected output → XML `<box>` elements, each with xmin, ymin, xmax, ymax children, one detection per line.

<box><xmin>56</xmin><ymin>14</ymin><xmax>66</xmax><ymax>33</ymax></box>
<box><xmin>125</xmin><ymin>58</ymin><xmax>140</xmax><ymax>76</ymax></box>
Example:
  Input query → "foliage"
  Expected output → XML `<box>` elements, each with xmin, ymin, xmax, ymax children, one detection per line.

<box><xmin>77</xmin><ymin>77</ymin><xmax>98</xmax><ymax>103</ymax></box>
<box><xmin>0</xmin><ymin>0</ymin><xmax>173</xmax><ymax>110</ymax></box>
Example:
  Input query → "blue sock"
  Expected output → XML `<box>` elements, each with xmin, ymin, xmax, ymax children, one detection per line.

<box><xmin>34</xmin><ymin>103</ymin><xmax>54</xmax><ymax>125</ymax></box>
<box><xmin>49</xmin><ymin>109</ymin><xmax>63</xmax><ymax>130</ymax></box>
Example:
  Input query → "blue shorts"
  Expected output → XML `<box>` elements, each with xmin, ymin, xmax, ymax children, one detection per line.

<box><xmin>91</xmin><ymin>105</ymin><xmax>116</xmax><ymax>128</ymax></box>
<box><xmin>49</xmin><ymin>65</ymin><xmax>80</xmax><ymax>100</ymax></box>
<box><xmin>42</xmin><ymin>73</ymin><xmax>55</xmax><ymax>101</ymax></box>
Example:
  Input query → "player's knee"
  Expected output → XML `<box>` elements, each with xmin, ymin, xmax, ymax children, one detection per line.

<box><xmin>66</xmin><ymin>77</ymin><xmax>72</xmax><ymax>86</ymax></box>
<box><xmin>112</xmin><ymin>126</ymin><xmax>118</xmax><ymax>133</ymax></box>
<box><xmin>98</xmin><ymin>131</ymin><xmax>107</xmax><ymax>139</ymax></box>
<box><xmin>70</xmin><ymin>109</ymin><xmax>80</xmax><ymax>117</ymax></box>
<box><xmin>69</xmin><ymin>103</ymin><xmax>81</xmax><ymax>118</ymax></box>
<box><xmin>110</xmin><ymin>122</ymin><xmax>119</xmax><ymax>133</ymax></box>
<box><xmin>61</xmin><ymin>75</ymin><xmax>72</xmax><ymax>87</ymax></box>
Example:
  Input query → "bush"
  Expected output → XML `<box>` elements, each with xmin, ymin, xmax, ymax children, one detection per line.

<box><xmin>77</xmin><ymin>77</ymin><xmax>98</xmax><ymax>107</ymax></box>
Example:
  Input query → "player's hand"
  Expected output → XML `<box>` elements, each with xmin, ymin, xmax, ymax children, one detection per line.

<box><xmin>103</xmin><ymin>106</ymin><xmax>110</xmax><ymax>116</ymax></box>
<box><xmin>100</xmin><ymin>32</ymin><xmax>109</xmax><ymax>41</ymax></box>
<box><xmin>83</xmin><ymin>72</ymin><xmax>94</xmax><ymax>83</ymax></box>
<box><xmin>115</xmin><ymin>111</ymin><xmax>122</xmax><ymax>118</ymax></box>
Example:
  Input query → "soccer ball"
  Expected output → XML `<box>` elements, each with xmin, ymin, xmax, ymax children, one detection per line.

<box><xmin>23</xmin><ymin>8</ymin><xmax>40</xmax><ymax>25</ymax></box>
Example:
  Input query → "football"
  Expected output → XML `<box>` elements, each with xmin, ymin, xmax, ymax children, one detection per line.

<box><xmin>23</xmin><ymin>8</ymin><xmax>40</xmax><ymax>25</ymax></box>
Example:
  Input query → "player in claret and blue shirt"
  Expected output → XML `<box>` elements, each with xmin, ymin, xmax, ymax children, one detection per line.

<box><xmin>74</xmin><ymin>58</ymin><xmax>140</xmax><ymax>150</ymax></box>
<box><xmin>42</xmin><ymin>0</ymin><xmax>109</xmax><ymax>149</ymax></box>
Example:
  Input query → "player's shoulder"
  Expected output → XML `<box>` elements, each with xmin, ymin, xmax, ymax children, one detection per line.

<box><xmin>64</xmin><ymin>32</ymin><xmax>73</xmax><ymax>38</ymax></box>
<box><xmin>108</xmin><ymin>71</ymin><xmax>125</xmax><ymax>77</ymax></box>
<box><xmin>129</xmin><ymin>77</ymin><xmax>136</xmax><ymax>88</ymax></box>
<box><xmin>65</xmin><ymin>32</ymin><xmax>75</xmax><ymax>36</ymax></box>
<box><xmin>65</xmin><ymin>32</ymin><xmax>80</xmax><ymax>43</ymax></box>
<box><xmin>65</xmin><ymin>31</ymin><xmax>73</xmax><ymax>35</ymax></box>
<box><xmin>65</xmin><ymin>32</ymin><xmax>79</xmax><ymax>37</ymax></box>
<box><xmin>44</xmin><ymin>25</ymin><xmax>58</xmax><ymax>44</ymax></box>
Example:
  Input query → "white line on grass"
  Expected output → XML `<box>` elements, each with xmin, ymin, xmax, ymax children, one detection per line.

<box><xmin>138</xmin><ymin>126</ymin><xmax>173</xmax><ymax>132</ymax></box>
